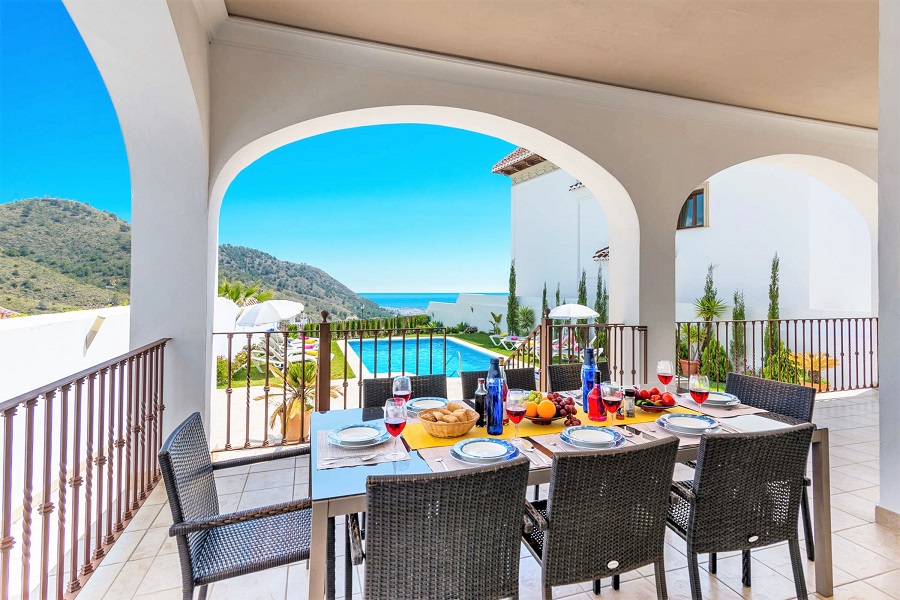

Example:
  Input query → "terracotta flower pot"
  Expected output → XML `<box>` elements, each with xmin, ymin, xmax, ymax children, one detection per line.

<box><xmin>283</xmin><ymin>408</ymin><xmax>313</xmax><ymax>443</ymax></box>
<box><xmin>679</xmin><ymin>359</ymin><xmax>700</xmax><ymax>376</ymax></box>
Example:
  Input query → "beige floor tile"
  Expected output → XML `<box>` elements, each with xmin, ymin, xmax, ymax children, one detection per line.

<box><xmin>76</xmin><ymin>562</ymin><xmax>125</xmax><ymax>600</ymax></box>
<box><xmin>213</xmin><ymin>463</ymin><xmax>250</xmax><ymax>475</ymax></box>
<box><xmin>601</xmin><ymin>576</ymin><xmax>660</xmax><ymax>599</ymax></box>
<box><xmin>865</xmin><ymin>569</ymin><xmax>900</xmax><ymax>599</ymax></box>
<box><xmin>130</xmin><ymin>527</ymin><xmax>170</xmax><ymax>561</ymax></box>
<box><xmin>101</xmin><ymin>529</ymin><xmax>145</xmax><ymax>565</ymax></box>
<box><xmin>101</xmin><ymin>557</ymin><xmax>155</xmax><ymax>600</ymax></box>
<box><xmin>133</xmin><ymin>553</ymin><xmax>182</xmax><ymax>596</ymax></box>
<box><xmin>655</xmin><ymin>566</ymin><xmax>744</xmax><ymax>599</ymax></box>
<box><xmin>248</xmin><ymin>457</ymin><xmax>298</xmax><ymax>473</ymax></box>
<box><xmin>830</xmin><ymin>535</ymin><xmax>900</xmax><ymax>579</ymax></box>
<box><xmin>133</xmin><ymin>590</ymin><xmax>181</xmax><ymax>600</ymax></box>
<box><xmin>150</xmin><ymin>507</ymin><xmax>173</xmax><ymax>528</ymax></box>
<box><xmin>837</xmin><ymin>523</ymin><xmax>900</xmax><ymax>563</ymax></box>
<box><xmin>830</xmin><ymin>579</ymin><xmax>896</xmax><ymax>600</ymax></box>
<box><xmin>843</xmin><ymin>441</ymin><xmax>880</xmax><ymax>458</ymax></box>
<box><xmin>835</xmin><ymin>463</ymin><xmax>880</xmax><ymax>485</ymax></box>
<box><xmin>832</xmin><ymin>491</ymin><xmax>877</xmax><ymax>522</ymax></box>
<box><xmin>214</xmin><ymin>474</ymin><xmax>247</xmax><ymax>495</ymax></box>
<box><xmin>237</xmin><ymin>485</ymin><xmax>294</xmax><ymax>511</ymax></box>
<box><xmin>848</xmin><ymin>485</ymin><xmax>881</xmax><ymax>503</ymax></box>
<box><xmin>218</xmin><ymin>492</ymin><xmax>241</xmax><ymax>513</ymax></box>
<box><xmin>752</xmin><ymin>543</ymin><xmax>856</xmax><ymax>593</ymax></box>
<box><xmin>709</xmin><ymin>554</ymin><xmax>802</xmax><ymax>600</ymax></box>
<box><xmin>831</xmin><ymin>470</ymin><xmax>878</xmax><ymax>493</ymax></box>
<box><xmin>124</xmin><ymin>503</ymin><xmax>164</xmax><ymax>532</ymax></box>
<box><xmin>209</xmin><ymin>566</ymin><xmax>290</xmax><ymax>599</ymax></box>
<box><xmin>144</xmin><ymin>484</ymin><xmax>169</xmax><ymax>506</ymax></box>
<box><xmin>244</xmin><ymin>468</ymin><xmax>295</xmax><ymax>492</ymax></box>
<box><xmin>518</xmin><ymin>556</ymin><xmax>584</xmax><ymax>599</ymax></box>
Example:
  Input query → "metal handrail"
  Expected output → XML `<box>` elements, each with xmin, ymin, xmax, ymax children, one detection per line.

<box><xmin>1</xmin><ymin>338</ymin><xmax>172</xmax><ymax>410</ymax></box>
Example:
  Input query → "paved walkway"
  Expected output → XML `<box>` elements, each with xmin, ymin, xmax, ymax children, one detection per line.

<box><xmin>78</xmin><ymin>389</ymin><xmax>895</xmax><ymax>599</ymax></box>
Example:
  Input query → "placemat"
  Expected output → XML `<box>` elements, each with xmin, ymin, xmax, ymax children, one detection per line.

<box><xmin>630</xmin><ymin>422</ymin><xmax>701</xmax><ymax>448</ymax></box>
<box><xmin>402</xmin><ymin>405</ymin><xmax>699</xmax><ymax>450</ymax></box>
<box><xmin>316</xmin><ymin>430</ymin><xmax>410</xmax><ymax>470</ymax></box>
<box><xmin>674</xmin><ymin>394</ymin><xmax>767</xmax><ymax>418</ymax></box>
<box><xmin>419</xmin><ymin>444</ymin><xmax>545</xmax><ymax>472</ymax></box>
<box><xmin>530</xmin><ymin>430</ymin><xmax>654</xmax><ymax>455</ymax></box>
<box><xmin>718</xmin><ymin>414</ymin><xmax>792</xmax><ymax>433</ymax></box>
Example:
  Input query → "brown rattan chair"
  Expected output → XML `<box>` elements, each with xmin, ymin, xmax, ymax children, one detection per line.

<box><xmin>667</xmin><ymin>423</ymin><xmax>815</xmax><ymax>600</ymax></box>
<box><xmin>361</xmin><ymin>374</ymin><xmax>449</xmax><ymax>408</ymax></box>
<box><xmin>547</xmin><ymin>362</ymin><xmax>609</xmax><ymax>392</ymax></box>
<box><xmin>349</xmin><ymin>457</ymin><xmax>531</xmax><ymax>599</ymax></box>
<box><xmin>158</xmin><ymin>412</ymin><xmax>325</xmax><ymax>600</ymax></box>
<box><xmin>522</xmin><ymin>437</ymin><xmax>679</xmax><ymax>599</ymax></box>
<box><xmin>461</xmin><ymin>367</ymin><xmax>537</xmax><ymax>399</ymax></box>
<box><xmin>725</xmin><ymin>373</ymin><xmax>817</xmax><ymax>562</ymax></box>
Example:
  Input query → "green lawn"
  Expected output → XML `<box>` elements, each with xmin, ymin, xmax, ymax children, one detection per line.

<box><xmin>220</xmin><ymin>341</ymin><xmax>354</xmax><ymax>389</ymax></box>
<box><xmin>449</xmin><ymin>332</ymin><xmax>515</xmax><ymax>356</ymax></box>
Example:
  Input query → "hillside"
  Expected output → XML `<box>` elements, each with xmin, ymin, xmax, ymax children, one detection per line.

<box><xmin>219</xmin><ymin>244</ymin><xmax>388</xmax><ymax>320</ymax></box>
<box><xmin>0</xmin><ymin>198</ymin><xmax>389</xmax><ymax>319</ymax></box>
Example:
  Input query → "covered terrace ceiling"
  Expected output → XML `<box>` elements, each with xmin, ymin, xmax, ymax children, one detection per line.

<box><xmin>225</xmin><ymin>0</ymin><xmax>878</xmax><ymax>129</ymax></box>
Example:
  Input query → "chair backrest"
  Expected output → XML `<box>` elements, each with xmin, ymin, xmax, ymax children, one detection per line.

<box><xmin>541</xmin><ymin>438</ymin><xmax>679</xmax><ymax>586</ymax></box>
<box><xmin>363</xmin><ymin>457</ymin><xmax>530</xmax><ymax>600</ymax></box>
<box><xmin>725</xmin><ymin>373</ymin><xmax>816</xmax><ymax>422</ymax></box>
<box><xmin>548</xmin><ymin>363</ymin><xmax>582</xmax><ymax>392</ymax></box>
<box><xmin>157</xmin><ymin>413</ymin><xmax>219</xmax><ymax>568</ymax></box>
<box><xmin>460</xmin><ymin>370</ymin><xmax>488</xmax><ymax>399</ymax></box>
<box><xmin>505</xmin><ymin>367</ymin><xmax>537</xmax><ymax>391</ymax></box>
<box><xmin>596</xmin><ymin>361</ymin><xmax>610</xmax><ymax>383</ymax></box>
<box><xmin>362</xmin><ymin>374</ymin><xmax>450</xmax><ymax>408</ymax></box>
<box><xmin>690</xmin><ymin>423</ymin><xmax>815</xmax><ymax>552</ymax></box>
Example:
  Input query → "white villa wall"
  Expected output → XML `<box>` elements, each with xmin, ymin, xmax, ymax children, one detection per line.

<box><xmin>0</xmin><ymin>307</ymin><xmax>130</xmax><ymax>401</ymax></box>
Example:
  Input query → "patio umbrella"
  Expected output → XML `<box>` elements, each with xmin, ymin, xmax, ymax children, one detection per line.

<box><xmin>235</xmin><ymin>299</ymin><xmax>305</xmax><ymax>327</ymax></box>
<box><xmin>548</xmin><ymin>303</ymin><xmax>599</xmax><ymax>320</ymax></box>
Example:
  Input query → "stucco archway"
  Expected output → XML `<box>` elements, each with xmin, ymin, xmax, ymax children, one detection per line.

<box><xmin>208</xmin><ymin>105</ymin><xmax>641</xmax><ymax>324</ymax></box>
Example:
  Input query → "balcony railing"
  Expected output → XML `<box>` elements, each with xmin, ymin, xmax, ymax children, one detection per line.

<box><xmin>675</xmin><ymin>318</ymin><xmax>878</xmax><ymax>392</ymax></box>
<box><xmin>0</xmin><ymin>338</ymin><xmax>169</xmax><ymax>599</ymax></box>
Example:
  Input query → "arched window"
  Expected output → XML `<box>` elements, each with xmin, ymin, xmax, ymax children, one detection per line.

<box><xmin>677</xmin><ymin>185</ymin><xmax>708</xmax><ymax>229</ymax></box>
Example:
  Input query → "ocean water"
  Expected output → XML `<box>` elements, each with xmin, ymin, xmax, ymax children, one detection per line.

<box><xmin>347</xmin><ymin>338</ymin><xmax>496</xmax><ymax>377</ymax></box>
<box><xmin>360</xmin><ymin>292</ymin><xmax>505</xmax><ymax>310</ymax></box>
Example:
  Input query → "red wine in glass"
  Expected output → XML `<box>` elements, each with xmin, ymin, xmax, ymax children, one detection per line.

<box><xmin>690</xmin><ymin>389</ymin><xmax>710</xmax><ymax>404</ymax></box>
<box><xmin>393</xmin><ymin>392</ymin><xmax>411</xmax><ymax>402</ymax></box>
<box><xmin>602</xmin><ymin>396</ymin><xmax>623</xmax><ymax>415</ymax></box>
<box><xmin>658</xmin><ymin>373</ymin><xmax>674</xmax><ymax>386</ymax></box>
<box><xmin>506</xmin><ymin>405</ymin><xmax>526</xmax><ymax>424</ymax></box>
<box><xmin>384</xmin><ymin>417</ymin><xmax>407</xmax><ymax>436</ymax></box>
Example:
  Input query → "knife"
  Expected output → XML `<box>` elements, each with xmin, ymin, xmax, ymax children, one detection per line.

<box><xmin>519</xmin><ymin>438</ymin><xmax>550</xmax><ymax>465</ymax></box>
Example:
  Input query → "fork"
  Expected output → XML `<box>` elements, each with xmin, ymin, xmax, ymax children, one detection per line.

<box><xmin>324</xmin><ymin>453</ymin><xmax>379</xmax><ymax>462</ymax></box>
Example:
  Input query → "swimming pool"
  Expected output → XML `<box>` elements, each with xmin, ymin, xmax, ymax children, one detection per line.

<box><xmin>347</xmin><ymin>338</ymin><xmax>497</xmax><ymax>377</ymax></box>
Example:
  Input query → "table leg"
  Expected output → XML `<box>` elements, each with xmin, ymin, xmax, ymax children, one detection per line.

<box><xmin>309</xmin><ymin>500</ymin><xmax>329</xmax><ymax>600</ymax></box>
<box><xmin>811</xmin><ymin>429</ymin><xmax>833</xmax><ymax>597</ymax></box>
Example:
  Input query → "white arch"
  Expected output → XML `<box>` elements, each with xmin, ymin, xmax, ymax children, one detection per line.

<box><xmin>209</xmin><ymin>105</ymin><xmax>642</xmax><ymax>323</ymax></box>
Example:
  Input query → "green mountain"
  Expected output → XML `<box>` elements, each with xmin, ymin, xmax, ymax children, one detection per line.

<box><xmin>0</xmin><ymin>198</ymin><xmax>389</xmax><ymax>319</ymax></box>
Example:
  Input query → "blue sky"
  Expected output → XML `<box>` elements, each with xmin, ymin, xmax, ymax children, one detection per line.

<box><xmin>0</xmin><ymin>0</ymin><xmax>516</xmax><ymax>293</ymax></box>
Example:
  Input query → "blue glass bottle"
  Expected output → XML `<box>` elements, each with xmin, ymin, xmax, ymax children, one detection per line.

<box><xmin>581</xmin><ymin>347</ymin><xmax>596</xmax><ymax>412</ymax></box>
<box><xmin>486</xmin><ymin>358</ymin><xmax>505</xmax><ymax>435</ymax></box>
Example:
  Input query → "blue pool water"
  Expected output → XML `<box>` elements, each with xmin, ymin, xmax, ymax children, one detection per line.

<box><xmin>359</xmin><ymin>292</ymin><xmax>507</xmax><ymax>310</ymax></box>
<box><xmin>347</xmin><ymin>338</ymin><xmax>496</xmax><ymax>377</ymax></box>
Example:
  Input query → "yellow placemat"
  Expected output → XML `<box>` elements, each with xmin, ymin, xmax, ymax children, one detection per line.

<box><xmin>403</xmin><ymin>405</ymin><xmax>699</xmax><ymax>450</ymax></box>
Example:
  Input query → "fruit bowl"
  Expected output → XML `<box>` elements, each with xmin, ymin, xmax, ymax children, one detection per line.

<box><xmin>637</xmin><ymin>404</ymin><xmax>669</xmax><ymax>413</ymax></box>
<box><xmin>524</xmin><ymin>391</ymin><xmax>582</xmax><ymax>427</ymax></box>
<box><xmin>524</xmin><ymin>414</ymin><xmax>567</xmax><ymax>425</ymax></box>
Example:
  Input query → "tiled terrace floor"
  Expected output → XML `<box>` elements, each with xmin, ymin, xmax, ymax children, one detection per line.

<box><xmin>78</xmin><ymin>389</ymin><xmax>894</xmax><ymax>600</ymax></box>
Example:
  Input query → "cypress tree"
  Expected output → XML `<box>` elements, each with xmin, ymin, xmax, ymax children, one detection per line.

<box><xmin>594</xmin><ymin>268</ymin><xmax>608</xmax><ymax>324</ymax></box>
<box><xmin>507</xmin><ymin>260</ymin><xmax>519</xmax><ymax>335</ymax></box>
<box><xmin>764</xmin><ymin>253</ymin><xmax>780</xmax><ymax>359</ymax></box>
<box><xmin>731</xmin><ymin>289</ymin><xmax>746</xmax><ymax>373</ymax></box>
<box><xmin>555</xmin><ymin>283</ymin><xmax>561</xmax><ymax>307</ymax></box>
<box><xmin>542</xmin><ymin>283</ymin><xmax>548</xmax><ymax>315</ymax></box>
<box><xmin>577</xmin><ymin>269</ymin><xmax>588</xmax><ymax>307</ymax></box>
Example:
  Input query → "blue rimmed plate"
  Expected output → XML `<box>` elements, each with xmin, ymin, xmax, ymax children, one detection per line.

<box><xmin>701</xmin><ymin>392</ymin><xmax>740</xmax><ymax>406</ymax></box>
<box><xmin>327</xmin><ymin>423</ymin><xmax>387</xmax><ymax>447</ymax></box>
<box><xmin>657</xmin><ymin>413</ymin><xmax>720</xmax><ymax>435</ymax></box>
<box><xmin>450</xmin><ymin>438</ymin><xmax>519</xmax><ymax>464</ymax></box>
<box><xmin>407</xmin><ymin>397</ymin><xmax>449</xmax><ymax>413</ymax></box>
<box><xmin>560</xmin><ymin>426</ymin><xmax>625</xmax><ymax>449</ymax></box>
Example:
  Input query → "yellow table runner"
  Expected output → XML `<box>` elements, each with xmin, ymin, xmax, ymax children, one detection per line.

<box><xmin>402</xmin><ymin>405</ymin><xmax>700</xmax><ymax>450</ymax></box>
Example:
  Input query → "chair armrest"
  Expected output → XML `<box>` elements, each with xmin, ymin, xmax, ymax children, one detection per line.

<box><xmin>347</xmin><ymin>513</ymin><xmax>365</xmax><ymax>566</ymax></box>
<box><xmin>670</xmin><ymin>481</ymin><xmax>695</xmax><ymax>505</ymax></box>
<box><xmin>169</xmin><ymin>498</ymin><xmax>312</xmax><ymax>536</ymax></box>
<box><xmin>523</xmin><ymin>501</ymin><xmax>549</xmax><ymax>535</ymax></box>
<box><xmin>212</xmin><ymin>444</ymin><xmax>310</xmax><ymax>470</ymax></box>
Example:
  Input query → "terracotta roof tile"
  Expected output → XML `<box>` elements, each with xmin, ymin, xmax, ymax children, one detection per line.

<box><xmin>491</xmin><ymin>147</ymin><xmax>547</xmax><ymax>175</ymax></box>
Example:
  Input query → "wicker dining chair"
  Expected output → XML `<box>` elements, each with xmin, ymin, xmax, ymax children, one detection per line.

<box><xmin>361</xmin><ymin>374</ymin><xmax>449</xmax><ymax>408</ymax></box>
<box><xmin>547</xmin><ymin>362</ymin><xmax>609</xmax><ymax>392</ymax></box>
<box><xmin>158</xmin><ymin>412</ymin><xmax>324</xmax><ymax>600</ymax></box>
<box><xmin>667</xmin><ymin>423</ymin><xmax>815</xmax><ymax>600</ymax></box>
<box><xmin>461</xmin><ymin>367</ymin><xmax>537</xmax><ymax>399</ymax></box>
<box><xmin>349</xmin><ymin>457</ymin><xmax>531</xmax><ymax>599</ymax></box>
<box><xmin>522</xmin><ymin>437</ymin><xmax>679</xmax><ymax>600</ymax></box>
<box><xmin>725</xmin><ymin>373</ymin><xmax>817</xmax><ymax>562</ymax></box>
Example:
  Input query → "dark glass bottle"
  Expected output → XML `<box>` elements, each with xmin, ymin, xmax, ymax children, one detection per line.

<box><xmin>581</xmin><ymin>348</ymin><xmax>596</xmax><ymax>412</ymax></box>
<box><xmin>474</xmin><ymin>378</ymin><xmax>487</xmax><ymax>427</ymax></box>
<box><xmin>486</xmin><ymin>358</ymin><xmax>504</xmax><ymax>435</ymax></box>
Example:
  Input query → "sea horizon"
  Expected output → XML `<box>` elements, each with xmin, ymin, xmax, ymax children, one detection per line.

<box><xmin>360</xmin><ymin>292</ymin><xmax>506</xmax><ymax>311</ymax></box>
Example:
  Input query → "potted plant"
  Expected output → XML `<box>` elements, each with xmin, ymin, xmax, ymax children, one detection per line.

<box><xmin>678</xmin><ymin>323</ymin><xmax>703</xmax><ymax>376</ymax></box>
<box><xmin>256</xmin><ymin>360</ymin><xmax>339</xmax><ymax>443</ymax></box>
<box><xmin>791</xmin><ymin>352</ymin><xmax>837</xmax><ymax>392</ymax></box>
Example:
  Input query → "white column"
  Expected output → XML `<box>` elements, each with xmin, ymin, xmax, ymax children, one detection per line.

<box><xmin>878</xmin><ymin>0</ymin><xmax>900</xmax><ymax>523</ymax></box>
<box><xmin>638</xmin><ymin>216</ymin><xmax>677</xmax><ymax>377</ymax></box>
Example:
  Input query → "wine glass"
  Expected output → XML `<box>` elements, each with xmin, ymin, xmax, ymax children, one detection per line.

<box><xmin>601</xmin><ymin>387</ymin><xmax>623</xmax><ymax>421</ymax></box>
<box><xmin>506</xmin><ymin>389</ymin><xmax>527</xmax><ymax>443</ymax></box>
<box><xmin>392</xmin><ymin>376</ymin><xmax>412</xmax><ymax>403</ymax></box>
<box><xmin>688</xmin><ymin>374</ymin><xmax>711</xmax><ymax>405</ymax></box>
<box><xmin>656</xmin><ymin>360</ymin><xmax>674</xmax><ymax>393</ymax></box>
<box><xmin>383</xmin><ymin>399</ymin><xmax>407</xmax><ymax>458</ymax></box>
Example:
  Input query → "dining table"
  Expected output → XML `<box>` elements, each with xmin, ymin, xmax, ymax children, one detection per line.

<box><xmin>306</xmin><ymin>390</ymin><xmax>833</xmax><ymax>600</ymax></box>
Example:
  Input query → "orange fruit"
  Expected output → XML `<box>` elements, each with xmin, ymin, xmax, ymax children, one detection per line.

<box><xmin>537</xmin><ymin>400</ymin><xmax>557</xmax><ymax>420</ymax></box>
<box><xmin>525</xmin><ymin>401</ymin><xmax>539</xmax><ymax>418</ymax></box>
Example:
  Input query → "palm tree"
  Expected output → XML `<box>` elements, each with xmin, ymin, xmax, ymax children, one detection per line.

<box><xmin>218</xmin><ymin>277</ymin><xmax>275</xmax><ymax>306</ymax></box>
<box><xmin>256</xmin><ymin>360</ymin><xmax>339</xmax><ymax>442</ymax></box>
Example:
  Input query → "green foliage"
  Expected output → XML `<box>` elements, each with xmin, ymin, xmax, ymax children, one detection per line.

<box><xmin>216</xmin><ymin>357</ymin><xmax>229</xmax><ymax>387</ymax></box>
<box><xmin>542</xmin><ymin>283</ymin><xmax>548</xmax><ymax>315</ymax></box>
<box><xmin>555</xmin><ymin>283</ymin><xmax>561</xmax><ymax>307</ymax></box>
<box><xmin>489</xmin><ymin>312</ymin><xmax>503</xmax><ymax>335</ymax></box>
<box><xmin>701</xmin><ymin>339</ymin><xmax>733</xmax><ymax>383</ymax></box>
<box><xmin>693</xmin><ymin>264</ymin><xmax>727</xmax><ymax>321</ymax></box>
<box><xmin>594</xmin><ymin>268</ymin><xmax>608</xmax><ymax>324</ymax></box>
<box><xmin>677</xmin><ymin>323</ymin><xmax>705</xmax><ymax>362</ymax></box>
<box><xmin>764</xmin><ymin>253</ymin><xmax>781</xmax><ymax>360</ymax></box>
<box><xmin>308</xmin><ymin>314</ymin><xmax>433</xmax><ymax>338</ymax></box>
<box><xmin>451</xmin><ymin>321</ymin><xmax>471</xmax><ymax>334</ymax></box>
<box><xmin>577</xmin><ymin>269</ymin><xmax>588</xmax><ymax>307</ymax></box>
<box><xmin>730</xmin><ymin>290</ymin><xmax>746</xmax><ymax>372</ymax></box>
<box><xmin>517</xmin><ymin>306</ymin><xmax>536</xmax><ymax>332</ymax></box>
<box><xmin>507</xmin><ymin>260</ymin><xmax>519</xmax><ymax>335</ymax></box>
<box><xmin>762</xmin><ymin>341</ymin><xmax>798</xmax><ymax>383</ymax></box>
<box><xmin>217</xmin><ymin>277</ymin><xmax>275</xmax><ymax>306</ymax></box>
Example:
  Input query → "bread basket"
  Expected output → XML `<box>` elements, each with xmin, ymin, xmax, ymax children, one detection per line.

<box><xmin>417</xmin><ymin>402</ymin><xmax>479</xmax><ymax>438</ymax></box>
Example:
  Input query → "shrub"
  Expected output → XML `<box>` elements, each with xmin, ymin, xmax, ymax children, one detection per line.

<box><xmin>701</xmin><ymin>339</ymin><xmax>732</xmax><ymax>383</ymax></box>
<box><xmin>464</xmin><ymin>326</ymin><xmax>478</xmax><ymax>334</ymax></box>
<box><xmin>517</xmin><ymin>306</ymin><xmax>536</xmax><ymax>332</ymax></box>
<box><xmin>452</xmin><ymin>321</ymin><xmax>470</xmax><ymax>334</ymax></box>
<box><xmin>216</xmin><ymin>356</ymin><xmax>229</xmax><ymax>387</ymax></box>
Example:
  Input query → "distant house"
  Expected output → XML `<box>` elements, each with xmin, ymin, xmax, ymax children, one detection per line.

<box><xmin>0</xmin><ymin>306</ymin><xmax>20</xmax><ymax>319</ymax></box>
